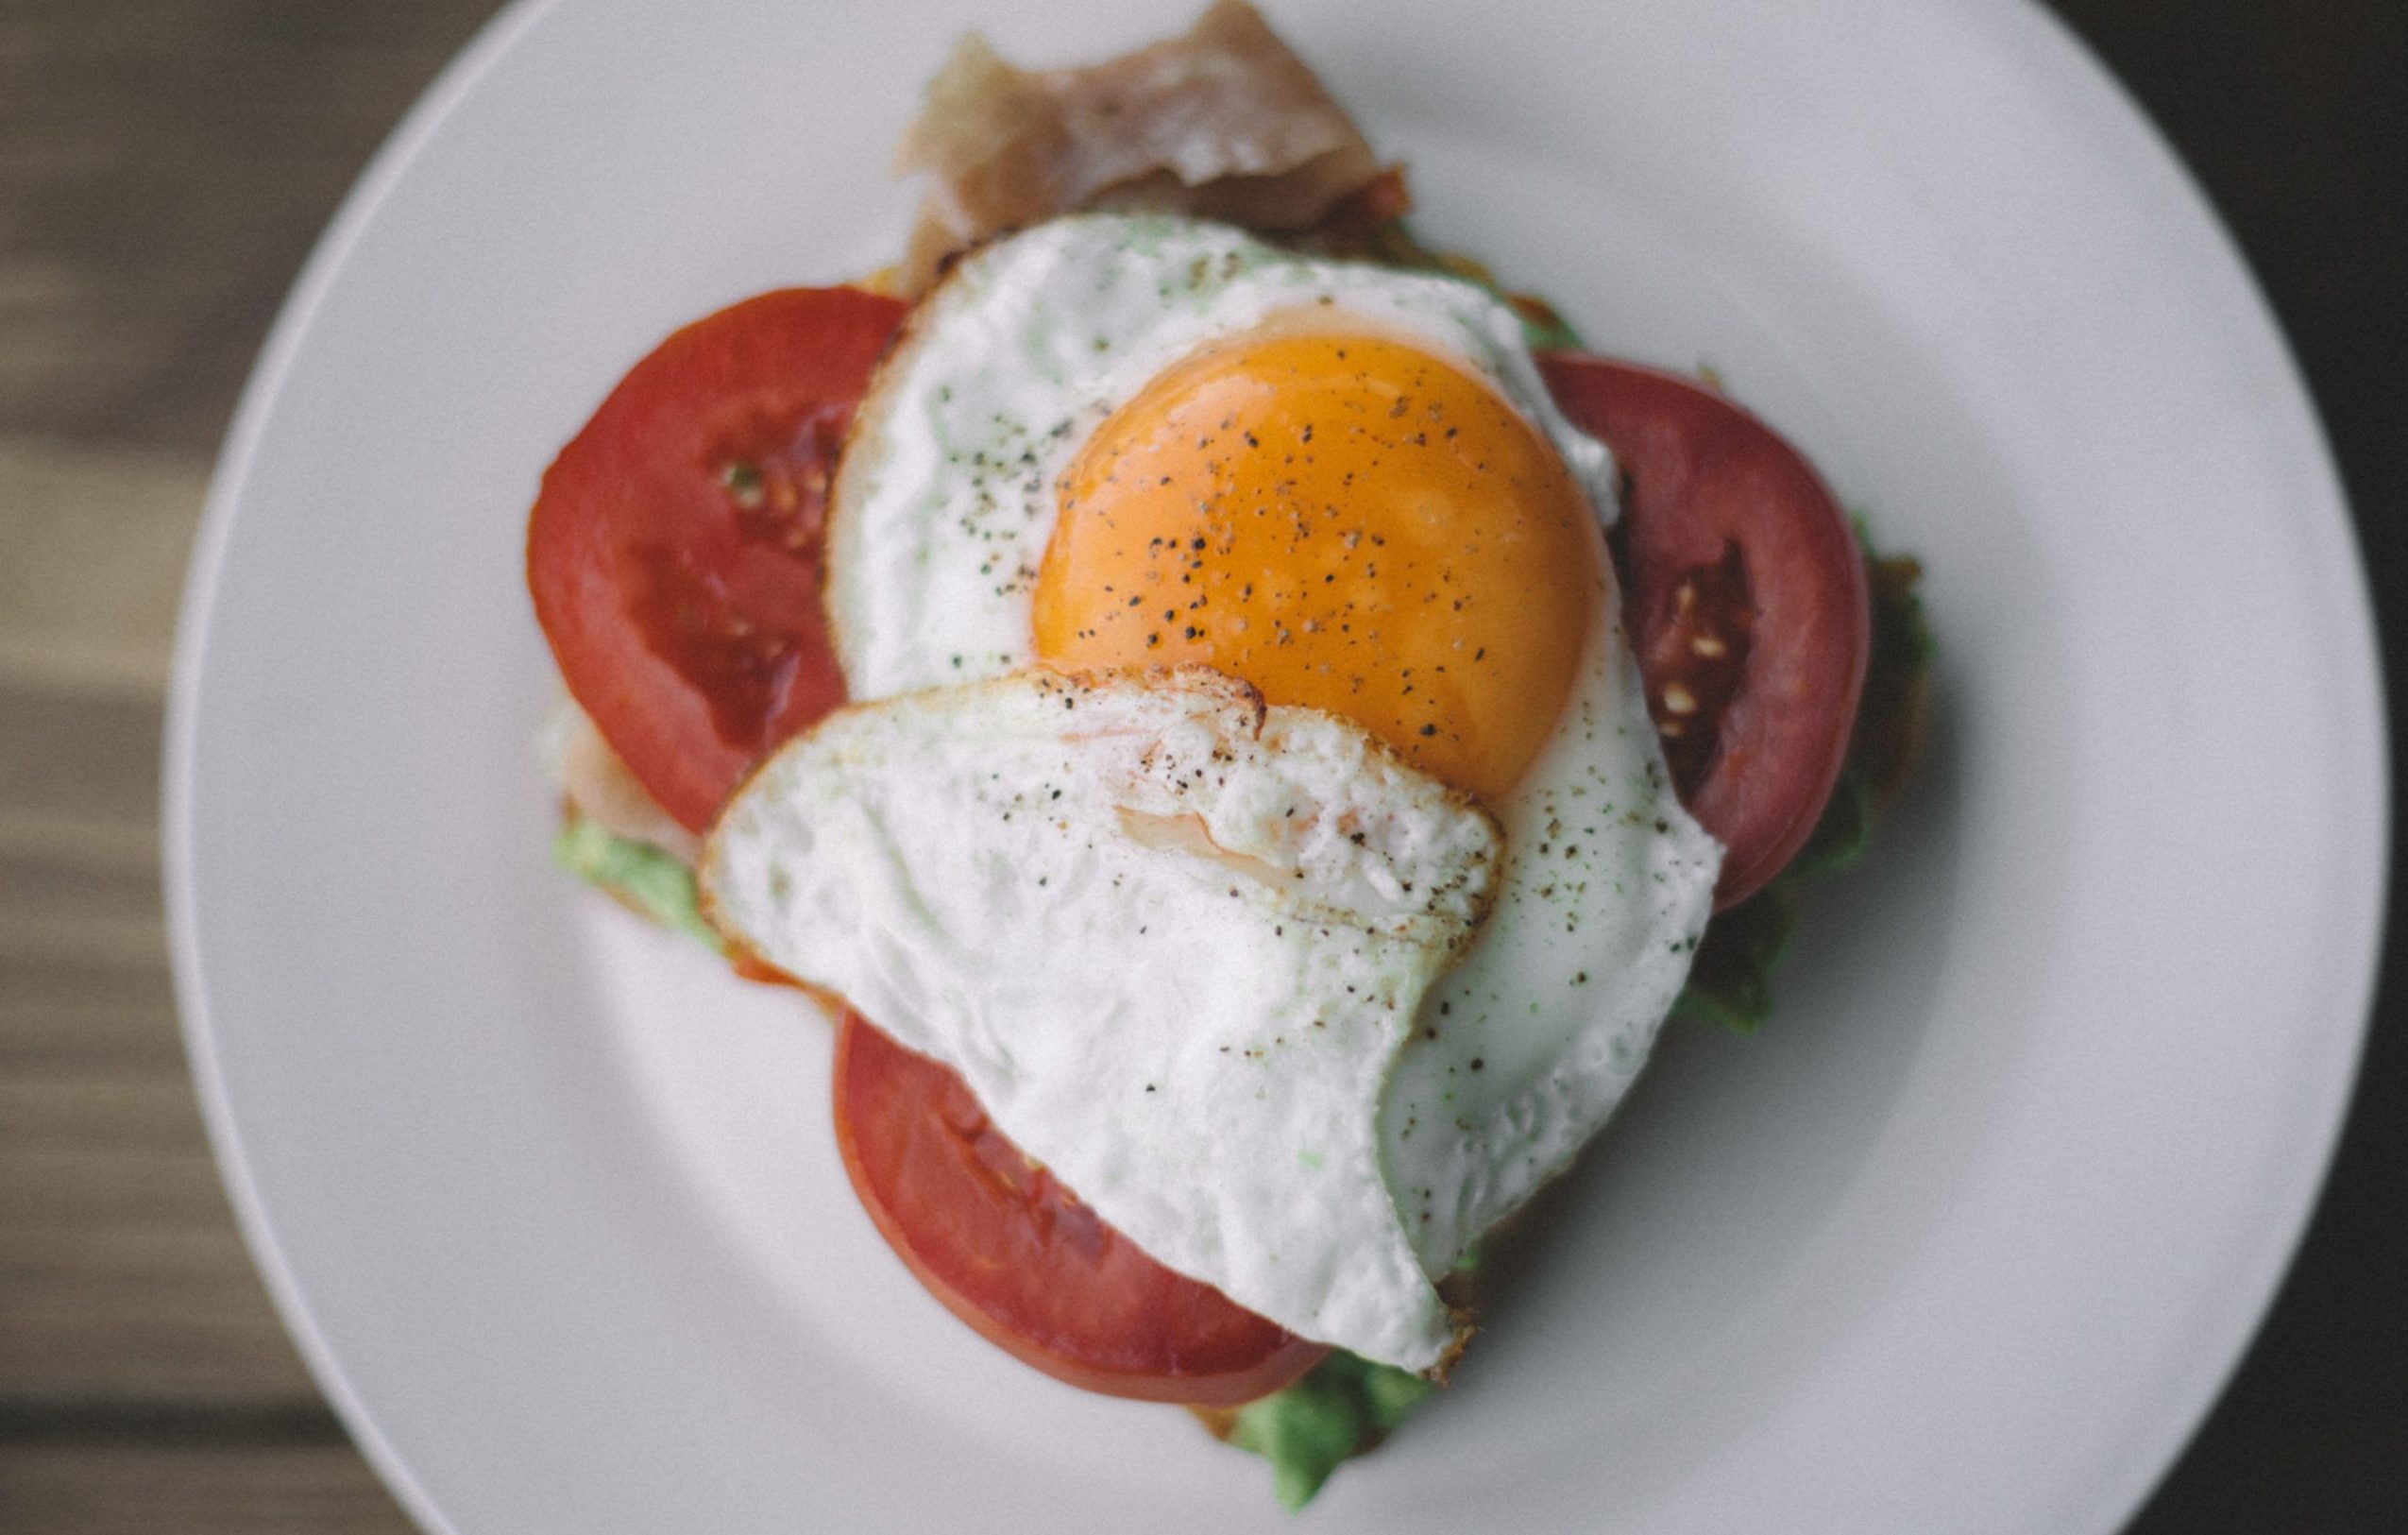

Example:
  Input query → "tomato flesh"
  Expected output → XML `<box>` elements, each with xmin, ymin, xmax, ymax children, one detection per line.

<box><xmin>1539</xmin><ymin>355</ymin><xmax>1870</xmax><ymax>908</ymax></box>
<box><xmin>834</xmin><ymin>1014</ymin><xmax>1329</xmax><ymax>1406</ymax></box>
<box><xmin>528</xmin><ymin>287</ymin><xmax>907</xmax><ymax>831</ymax></box>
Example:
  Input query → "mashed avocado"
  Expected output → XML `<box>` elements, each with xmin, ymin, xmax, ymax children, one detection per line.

<box><xmin>551</xmin><ymin>816</ymin><xmax>721</xmax><ymax>951</ymax></box>
<box><xmin>1225</xmin><ymin>1351</ymin><xmax>1435</xmax><ymax>1509</ymax></box>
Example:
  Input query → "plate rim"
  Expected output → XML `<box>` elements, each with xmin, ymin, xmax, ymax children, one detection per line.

<box><xmin>162</xmin><ymin>3</ymin><xmax>573</xmax><ymax>1529</ymax></box>
<box><xmin>1971</xmin><ymin>2</ymin><xmax>2388</xmax><ymax>1525</ymax></box>
<box><xmin>161</xmin><ymin>2</ymin><xmax>2390</xmax><ymax>1531</ymax></box>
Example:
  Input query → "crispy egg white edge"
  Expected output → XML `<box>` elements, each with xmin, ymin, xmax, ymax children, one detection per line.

<box><xmin>697</xmin><ymin>667</ymin><xmax>1504</xmax><ymax>1370</ymax></box>
<box><xmin>825</xmin><ymin>212</ymin><xmax>1617</xmax><ymax>703</ymax></box>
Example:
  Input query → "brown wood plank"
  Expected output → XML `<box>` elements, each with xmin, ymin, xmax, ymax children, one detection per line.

<box><xmin>0</xmin><ymin>439</ymin><xmax>204</xmax><ymax>696</ymax></box>
<box><xmin>0</xmin><ymin>828</ymin><xmax>163</xmax><ymax>974</ymax></box>
<box><xmin>0</xmin><ymin>953</ymin><xmax>180</xmax><ymax>1067</ymax></box>
<box><xmin>0</xmin><ymin>962</ymin><xmax>324</xmax><ymax>1402</ymax></box>
<box><xmin>0</xmin><ymin>796</ymin><xmax>301</xmax><ymax>1410</ymax></box>
<box><xmin>0</xmin><ymin>1440</ymin><xmax>418</xmax><ymax>1535</ymax></box>
<box><xmin>0</xmin><ymin>0</ymin><xmax>512</xmax><ymax>457</ymax></box>
<box><xmin>0</xmin><ymin>6</ymin><xmax>501</xmax><ymax>1525</ymax></box>
<box><xmin>0</xmin><ymin>684</ymin><xmax>164</xmax><ymax>841</ymax></box>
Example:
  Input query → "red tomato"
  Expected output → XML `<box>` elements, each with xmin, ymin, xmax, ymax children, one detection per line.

<box><xmin>528</xmin><ymin>287</ymin><xmax>907</xmax><ymax>831</ymax></box>
<box><xmin>833</xmin><ymin>1014</ymin><xmax>1329</xmax><ymax>1406</ymax></box>
<box><xmin>1538</xmin><ymin>354</ymin><xmax>1870</xmax><ymax>909</ymax></box>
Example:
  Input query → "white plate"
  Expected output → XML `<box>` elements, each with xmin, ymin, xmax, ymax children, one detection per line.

<box><xmin>165</xmin><ymin>0</ymin><xmax>2385</xmax><ymax>1530</ymax></box>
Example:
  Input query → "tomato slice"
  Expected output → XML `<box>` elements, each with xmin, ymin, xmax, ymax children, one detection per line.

<box><xmin>834</xmin><ymin>1014</ymin><xmax>1329</xmax><ymax>1406</ymax></box>
<box><xmin>528</xmin><ymin>287</ymin><xmax>907</xmax><ymax>831</ymax></box>
<box><xmin>1538</xmin><ymin>355</ymin><xmax>1870</xmax><ymax>909</ymax></box>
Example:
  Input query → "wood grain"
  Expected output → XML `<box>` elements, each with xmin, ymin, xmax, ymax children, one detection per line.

<box><xmin>0</xmin><ymin>443</ymin><xmax>201</xmax><ymax>696</ymax></box>
<box><xmin>1</xmin><ymin>1</ymin><xmax>2400</xmax><ymax>1532</ymax></box>
<box><xmin>0</xmin><ymin>1441</ymin><xmax>416</xmax><ymax>1535</ymax></box>
<box><xmin>1</xmin><ymin>3</ymin><xmax>506</xmax><ymax>1528</ymax></box>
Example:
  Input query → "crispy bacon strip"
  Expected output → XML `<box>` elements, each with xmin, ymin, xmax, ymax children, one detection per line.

<box><xmin>894</xmin><ymin>0</ymin><xmax>1385</xmax><ymax>291</ymax></box>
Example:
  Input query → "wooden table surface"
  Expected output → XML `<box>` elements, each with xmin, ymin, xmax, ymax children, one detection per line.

<box><xmin>2</xmin><ymin>2</ymin><xmax>2400</xmax><ymax>1530</ymax></box>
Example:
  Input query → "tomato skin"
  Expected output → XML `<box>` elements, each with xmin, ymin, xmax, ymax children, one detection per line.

<box><xmin>833</xmin><ymin>1014</ymin><xmax>1329</xmax><ymax>1406</ymax></box>
<box><xmin>1538</xmin><ymin>354</ymin><xmax>1869</xmax><ymax>909</ymax></box>
<box><xmin>529</xmin><ymin>287</ymin><xmax>907</xmax><ymax>832</ymax></box>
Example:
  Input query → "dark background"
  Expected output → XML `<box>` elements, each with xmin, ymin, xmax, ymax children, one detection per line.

<box><xmin>0</xmin><ymin>1</ymin><xmax>2396</xmax><ymax>1529</ymax></box>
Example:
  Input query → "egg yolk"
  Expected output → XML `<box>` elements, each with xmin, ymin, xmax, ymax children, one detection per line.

<box><xmin>1033</xmin><ymin>332</ymin><xmax>1601</xmax><ymax>799</ymax></box>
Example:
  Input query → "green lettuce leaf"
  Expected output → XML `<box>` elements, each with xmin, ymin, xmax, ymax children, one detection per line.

<box><xmin>1670</xmin><ymin>887</ymin><xmax>1797</xmax><ymax>1033</ymax></box>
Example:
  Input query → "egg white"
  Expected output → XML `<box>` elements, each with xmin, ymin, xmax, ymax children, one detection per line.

<box><xmin>701</xmin><ymin>668</ymin><xmax>1501</xmax><ymax>1369</ymax></box>
<box><xmin>1384</xmin><ymin>574</ymin><xmax>1719</xmax><ymax>1276</ymax></box>
<box><xmin>827</xmin><ymin>213</ymin><xmax>1616</xmax><ymax>702</ymax></box>
<box><xmin>812</xmin><ymin>212</ymin><xmax>1721</xmax><ymax>1359</ymax></box>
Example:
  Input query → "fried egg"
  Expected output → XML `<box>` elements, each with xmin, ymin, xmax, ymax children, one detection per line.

<box><xmin>703</xmin><ymin>668</ymin><xmax>1501</xmax><ymax>1368</ymax></box>
<box><xmin>760</xmin><ymin>213</ymin><xmax>1721</xmax><ymax>1369</ymax></box>
<box><xmin>827</xmin><ymin>213</ymin><xmax>1617</xmax><ymax>708</ymax></box>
